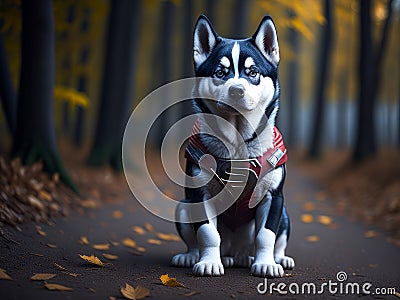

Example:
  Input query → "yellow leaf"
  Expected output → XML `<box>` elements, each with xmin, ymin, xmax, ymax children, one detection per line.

<box><xmin>47</xmin><ymin>244</ymin><xmax>57</xmax><ymax>248</ymax></box>
<box><xmin>135</xmin><ymin>246</ymin><xmax>146</xmax><ymax>253</ymax></box>
<box><xmin>147</xmin><ymin>239</ymin><xmax>162</xmax><ymax>245</ymax></box>
<box><xmin>54</xmin><ymin>263</ymin><xmax>67</xmax><ymax>271</ymax></box>
<box><xmin>160</xmin><ymin>274</ymin><xmax>184</xmax><ymax>287</ymax></box>
<box><xmin>135</xmin><ymin>285</ymin><xmax>150</xmax><ymax>299</ymax></box>
<box><xmin>156</xmin><ymin>232</ymin><xmax>180</xmax><ymax>242</ymax></box>
<box><xmin>54</xmin><ymin>86</ymin><xmax>90</xmax><ymax>109</ymax></box>
<box><xmin>0</xmin><ymin>269</ymin><xmax>12</xmax><ymax>280</ymax></box>
<box><xmin>38</xmin><ymin>190</ymin><xmax>52</xmax><ymax>201</ymax></box>
<box><xmin>144</xmin><ymin>223</ymin><xmax>155</xmax><ymax>233</ymax></box>
<box><xmin>306</xmin><ymin>235</ymin><xmax>319</xmax><ymax>242</ymax></box>
<box><xmin>30</xmin><ymin>273</ymin><xmax>56</xmax><ymax>281</ymax></box>
<box><xmin>364</xmin><ymin>230</ymin><xmax>378</xmax><ymax>238</ymax></box>
<box><xmin>36</xmin><ymin>226</ymin><xmax>47</xmax><ymax>236</ymax></box>
<box><xmin>122</xmin><ymin>238</ymin><xmax>137</xmax><ymax>248</ymax></box>
<box><xmin>80</xmin><ymin>236</ymin><xmax>89</xmax><ymax>245</ymax></box>
<box><xmin>301</xmin><ymin>214</ymin><xmax>314</xmax><ymax>223</ymax></box>
<box><xmin>302</xmin><ymin>202</ymin><xmax>315</xmax><ymax>211</ymax></box>
<box><xmin>79</xmin><ymin>254</ymin><xmax>104</xmax><ymax>267</ymax></box>
<box><xmin>44</xmin><ymin>283</ymin><xmax>73</xmax><ymax>291</ymax></box>
<box><xmin>102</xmin><ymin>253</ymin><xmax>119</xmax><ymax>260</ymax></box>
<box><xmin>132</xmin><ymin>226</ymin><xmax>146</xmax><ymax>235</ymax></box>
<box><xmin>93</xmin><ymin>243</ymin><xmax>110</xmax><ymax>250</ymax></box>
<box><xmin>317</xmin><ymin>215</ymin><xmax>332</xmax><ymax>226</ymax></box>
<box><xmin>120</xmin><ymin>283</ymin><xmax>135</xmax><ymax>300</ymax></box>
<box><xmin>64</xmin><ymin>272</ymin><xmax>80</xmax><ymax>277</ymax></box>
<box><xmin>112</xmin><ymin>210</ymin><xmax>124</xmax><ymax>219</ymax></box>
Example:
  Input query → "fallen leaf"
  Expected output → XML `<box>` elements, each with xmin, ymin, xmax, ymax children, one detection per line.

<box><xmin>147</xmin><ymin>239</ymin><xmax>162</xmax><ymax>245</ymax></box>
<box><xmin>79</xmin><ymin>254</ymin><xmax>104</xmax><ymax>267</ymax></box>
<box><xmin>81</xmin><ymin>199</ymin><xmax>97</xmax><ymax>208</ymax></box>
<box><xmin>132</xmin><ymin>226</ymin><xmax>146</xmax><ymax>235</ymax></box>
<box><xmin>302</xmin><ymin>202</ymin><xmax>315</xmax><ymax>211</ymax></box>
<box><xmin>368</xmin><ymin>264</ymin><xmax>378</xmax><ymax>268</ymax></box>
<box><xmin>120</xmin><ymin>283</ymin><xmax>135</xmax><ymax>300</ymax></box>
<box><xmin>135</xmin><ymin>285</ymin><xmax>150</xmax><ymax>299</ymax></box>
<box><xmin>63</xmin><ymin>272</ymin><xmax>80</xmax><ymax>277</ymax></box>
<box><xmin>306</xmin><ymin>235</ymin><xmax>319</xmax><ymax>242</ymax></box>
<box><xmin>36</xmin><ymin>226</ymin><xmax>47</xmax><ymax>236</ymax></box>
<box><xmin>38</xmin><ymin>190</ymin><xmax>52</xmax><ymax>201</ymax></box>
<box><xmin>110</xmin><ymin>241</ymin><xmax>119</xmax><ymax>246</ymax></box>
<box><xmin>93</xmin><ymin>243</ymin><xmax>110</xmax><ymax>250</ymax></box>
<box><xmin>181</xmin><ymin>291</ymin><xmax>200</xmax><ymax>296</ymax></box>
<box><xmin>144</xmin><ymin>223</ymin><xmax>155</xmax><ymax>233</ymax></box>
<box><xmin>102</xmin><ymin>253</ymin><xmax>119</xmax><ymax>260</ymax></box>
<box><xmin>54</xmin><ymin>263</ymin><xmax>67</xmax><ymax>271</ymax></box>
<box><xmin>109</xmin><ymin>297</ymin><xmax>116</xmax><ymax>300</ymax></box>
<box><xmin>122</xmin><ymin>238</ymin><xmax>137</xmax><ymax>248</ymax></box>
<box><xmin>0</xmin><ymin>269</ymin><xmax>12</xmax><ymax>280</ymax></box>
<box><xmin>31</xmin><ymin>273</ymin><xmax>56</xmax><ymax>281</ymax></box>
<box><xmin>88</xmin><ymin>288</ymin><xmax>96</xmax><ymax>293</ymax></box>
<box><xmin>135</xmin><ymin>246</ymin><xmax>146</xmax><ymax>253</ymax></box>
<box><xmin>317</xmin><ymin>215</ymin><xmax>332</xmax><ymax>226</ymax></box>
<box><xmin>79</xmin><ymin>236</ymin><xmax>89</xmax><ymax>245</ymax></box>
<box><xmin>395</xmin><ymin>292</ymin><xmax>400</xmax><ymax>298</ymax></box>
<box><xmin>112</xmin><ymin>210</ymin><xmax>123</xmax><ymax>219</ymax></box>
<box><xmin>160</xmin><ymin>274</ymin><xmax>184</xmax><ymax>287</ymax></box>
<box><xmin>156</xmin><ymin>232</ymin><xmax>180</xmax><ymax>242</ymax></box>
<box><xmin>129</xmin><ymin>250</ymin><xmax>144</xmax><ymax>256</ymax></box>
<box><xmin>231</xmin><ymin>294</ymin><xmax>236</xmax><ymax>298</ymax></box>
<box><xmin>44</xmin><ymin>283</ymin><xmax>73</xmax><ymax>291</ymax></box>
<box><xmin>46</xmin><ymin>243</ymin><xmax>57</xmax><ymax>248</ymax></box>
<box><xmin>301</xmin><ymin>214</ymin><xmax>313</xmax><ymax>223</ymax></box>
<box><xmin>31</xmin><ymin>253</ymin><xmax>44</xmax><ymax>257</ymax></box>
<box><xmin>364</xmin><ymin>230</ymin><xmax>378</xmax><ymax>238</ymax></box>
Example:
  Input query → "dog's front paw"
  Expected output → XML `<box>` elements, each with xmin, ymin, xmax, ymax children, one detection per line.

<box><xmin>222</xmin><ymin>256</ymin><xmax>234</xmax><ymax>268</ymax></box>
<box><xmin>171</xmin><ymin>252</ymin><xmax>199</xmax><ymax>267</ymax></box>
<box><xmin>193</xmin><ymin>261</ymin><xmax>224</xmax><ymax>276</ymax></box>
<box><xmin>275</xmin><ymin>256</ymin><xmax>295</xmax><ymax>269</ymax></box>
<box><xmin>251</xmin><ymin>262</ymin><xmax>284</xmax><ymax>278</ymax></box>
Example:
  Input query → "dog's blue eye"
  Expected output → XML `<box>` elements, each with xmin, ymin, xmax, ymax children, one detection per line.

<box><xmin>248</xmin><ymin>70</ymin><xmax>258</xmax><ymax>77</ymax></box>
<box><xmin>215</xmin><ymin>70</ymin><xmax>225</xmax><ymax>78</ymax></box>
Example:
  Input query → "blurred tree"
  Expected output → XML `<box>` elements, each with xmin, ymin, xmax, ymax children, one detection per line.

<box><xmin>286</xmin><ymin>10</ymin><xmax>300</xmax><ymax>147</ymax></box>
<box><xmin>11</xmin><ymin>0</ymin><xmax>77</xmax><ymax>192</ymax></box>
<box><xmin>0</xmin><ymin>31</ymin><xmax>16</xmax><ymax>135</ymax></box>
<box><xmin>354</xmin><ymin>0</ymin><xmax>394</xmax><ymax>161</ymax></box>
<box><xmin>87</xmin><ymin>0</ymin><xmax>140</xmax><ymax>170</ymax></box>
<box><xmin>308</xmin><ymin>0</ymin><xmax>333</xmax><ymax>158</ymax></box>
<box><xmin>232</xmin><ymin>0</ymin><xmax>249</xmax><ymax>37</ymax></box>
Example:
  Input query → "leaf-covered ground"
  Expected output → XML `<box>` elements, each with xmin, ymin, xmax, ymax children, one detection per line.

<box><xmin>0</xmin><ymin>145</ymin><xmax>399</xmax><ymax>299</ymax></box>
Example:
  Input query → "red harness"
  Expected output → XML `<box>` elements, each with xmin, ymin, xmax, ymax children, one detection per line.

<box><xmin>185</xmin><ymin>121</ymin><xmax>288</xmax><ymax>231</ymax></box>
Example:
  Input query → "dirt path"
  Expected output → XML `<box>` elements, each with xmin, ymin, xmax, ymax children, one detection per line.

<box><xmin>0</xmin><ymin>167</ymin><xmax>399</xmax><ymax>300</ymax></box>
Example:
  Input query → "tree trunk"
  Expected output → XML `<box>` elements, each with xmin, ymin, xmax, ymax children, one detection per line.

<box><xmin>353</xmin><ymin>0</ymin><xmax>393</xmax><ymax>161</ymax></box>
<box><xmin>286</xmin><ymin>17</ymin><xmax>299</xmax><ymax>147</ymax></box>
<box><xmin>232</xmin><ymin>0</ymin><xmax>249</xmax><ymax>38</ymax></box>
<box><xmin>87</xmin><ymin>0</ymin><xmax>140</xmax><ymax>170</ymax></box>
<box><xmin>12</xmin><ymin>0</ymin><xmax>77</xmax><ymax>192</ymax></box>
<box><xmin>308</xmin><ymin>0</ymin><xmax>333</xmax><ymax>158</ymax></box>
<box><xmin>0</xmin><ymin>32</ymin><xmax>16</xmax><ymax>135</ymax></box>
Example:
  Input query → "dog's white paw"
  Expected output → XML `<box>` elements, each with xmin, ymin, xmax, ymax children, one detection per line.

<box><xmin>171</xmin><ymin>252</ymin><xmax>199</xmax><ymax>267</ymax></box>
<box><xmin>275</xmin><ymin>256</ymin><xmax>295</xmax><ymax>269</ymax></box>
<box><xmin>222</xmin><ymin>256</ymin><xmax>234</xmax><ymax>268</ymax></box>
<box><xmin>193</xmin><ymin>261</ymin><xmax>224</xmax><ymax>276</ymax></box>
<box><xmin>251</xmin><ymin>262</ymin><xmax>284</xmax><ymax>278</ymax></box>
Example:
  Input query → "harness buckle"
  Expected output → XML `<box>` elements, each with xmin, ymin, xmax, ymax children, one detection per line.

<box><xmin>267</xmin><ymin>148</ymin><xmax>285</xmax><ymax>168</ymax></box>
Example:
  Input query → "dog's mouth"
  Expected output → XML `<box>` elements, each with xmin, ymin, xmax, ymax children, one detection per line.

<box><xmin>216</xmin><ymin>101</ymin><xmax>240</xmax><ymax>114</ymax></box>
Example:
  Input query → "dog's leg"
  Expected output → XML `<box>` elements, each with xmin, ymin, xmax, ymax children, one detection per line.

<box><xmin>251</xmin><ymin>168</ymin><xmax>285</xmax><ymax>278</ymax></box>
<box><xmin>171</xmin><ymin>200</ymin><xmax>199</xmax><ymax>267</ymax></box>
<box><xmin>274</xmin><ymin>207</ymin><xmax>295</xmax><ymax>269</ymax></box>
<box><xmin>193</xmin><ymin>219</ymin><xmax>224</xmax><ymax>276</ymax></box>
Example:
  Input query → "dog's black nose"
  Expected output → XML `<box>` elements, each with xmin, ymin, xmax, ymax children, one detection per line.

<box><xmin>228</xmin><ymin>84</ymin><xmax>245</xmax><ymax>99</ymax></box>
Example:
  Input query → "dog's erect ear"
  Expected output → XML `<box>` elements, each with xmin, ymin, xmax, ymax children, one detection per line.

<box><xmin>252</xmin><ymin>16</ymin><xmax>280</xmax><ymax>66</ymax></box>
<box><xmin>193</xmin><ymin>15</ymin><xmax>219</xmax><ymax>67</ymax></box>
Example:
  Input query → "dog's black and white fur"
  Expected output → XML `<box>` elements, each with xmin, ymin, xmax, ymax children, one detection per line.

<box><xmin>171</xmin><ymin>15</ymin><xmax>294</xmax><ymax>278</ymax></box>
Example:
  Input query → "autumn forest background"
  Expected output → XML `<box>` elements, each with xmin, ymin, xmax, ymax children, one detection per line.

<box><xmin>0</xmin><ymin>0</ymin><xmax>399</xmax><ymax>241</ymax></box>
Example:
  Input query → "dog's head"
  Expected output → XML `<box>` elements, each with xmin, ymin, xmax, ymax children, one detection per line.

<box><xmin>193</xmin><ymin>15</ymin><xmax>280</xmax><ymax>116</ymax></box>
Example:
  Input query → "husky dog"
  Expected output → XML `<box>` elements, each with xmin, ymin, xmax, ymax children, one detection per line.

<box><xmin>171</xmin><ymin>15</ymin><xmax>294</xmax><ymax>278</ymax></box>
